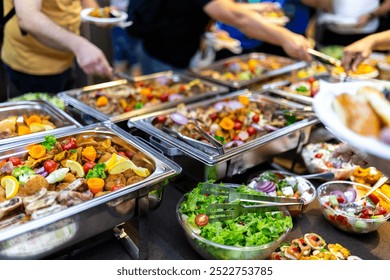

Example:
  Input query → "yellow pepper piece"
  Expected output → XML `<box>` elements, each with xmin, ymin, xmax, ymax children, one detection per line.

<box><xmin>96</xmin><ymin>96</ymin><xmax>108</xmax><ymax>107</ymax></box>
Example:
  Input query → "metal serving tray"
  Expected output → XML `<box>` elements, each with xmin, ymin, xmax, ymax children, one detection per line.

<box><xmin>0</xmin><ymin>122</ymin><xmax>181</xmax><ymax>259</ymax></box>
<box><xmin>128</xmin><ymin>90</ymin><xmax>319</xmax><ymax>181</ymax></box>
<box><xmin>190</xmin><ymin>53</ymin><xmax>307</xmax><ymax>89</ymax></box>
<box><xmin>0</xmin><ymin>100</ymin><xmax>81</xmax><ymax>146</ymax></box>
<box><xmin>58</xmin><ymin>71</ymin><xmax>228</xmax><ymax>124</ymax></box>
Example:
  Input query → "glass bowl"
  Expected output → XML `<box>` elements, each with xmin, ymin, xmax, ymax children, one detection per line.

<box><xmin>317</xmin><ymin>181</ymin><xmax>390</xmax><ymax>233</ymax></box>
<box><xmin>176</xmin><ymin>195</ymin><xmax>292</xmax><ymax>260</ymax></box>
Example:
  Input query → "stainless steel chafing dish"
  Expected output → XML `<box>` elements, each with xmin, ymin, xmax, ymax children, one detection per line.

<box><xmin>0</xmin><ymin>100</ymin><xmax>81</xmax><ymax>146</ymax></box>
<box><xmin>0</xmin><ymin>122</ymin><xmax>181</xmax><ymax>259</ymax></box>
<box><xmin>128</xmin><ymin>90</ymin><xmax>319</xmax><ymax>181</ymax></box>
<box><xmin>190</xmin><ymin>53</ymin><xmax>307</xmax><ymax>89</ymax></box>
<box><xmin>58</xmin><ymin>71</ymin><xmax>229</xmax><ymax>124</ymax></box>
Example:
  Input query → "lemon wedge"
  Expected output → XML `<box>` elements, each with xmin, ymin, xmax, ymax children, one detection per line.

<box><xmin>29</xmin><ymin>123</ymin><xmax>47</xmax><ymax>133</ymax></box>
<box><xmin>104</xmin><ymin>153</ymin><xmax>117</xmax><ymax>170</ymax></box>
<box><xmin>1</xmin><ymin>176</ymin><xmax>20</xmax><ymax>199</ymax></box>
<box><xmin>108</xmin><ymin>159</ymin><xmax>150</xmax><ymax>177</ymax></box>
<box><xmin>65</xmin><ymin>160</ymin><xmax>85</xmax><ymax>177</ymax></box>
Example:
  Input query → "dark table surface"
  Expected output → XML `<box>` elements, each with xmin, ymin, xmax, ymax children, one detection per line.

<box><xmin>50</xmin><ymin>166</ymin><xmax>390</xmax><ymax>261</ymax></box>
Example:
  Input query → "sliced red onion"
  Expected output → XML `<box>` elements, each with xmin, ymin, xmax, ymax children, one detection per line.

<box><xmin>344</xmin><ymin>188</ymin><xmax>357</xmax><ymax>203</ymax></box>
<box><xmin>214</xmin><ymin>101</ymin><xmax>228</xmax><ymax>112</ymax></box>
<box><xmin>36</xmin><ymin>166</ymin><xmax>49</xmax><ymax>177</ymax></box>
<box><xmin>168</xmin><ymin>94</ymin><xmax>183</xmax><ymax>102</ymax></box>
<box><xmin>264</xmin><ymin>124</ymin><xmax>279</xmax><ymax>131</ymax></box>
<box><xmin>227</xmin><ymin>100</ymin><xmax>244</xmax><ymax>110</ymax></box>
<box><xmin>255</xmin><ymin>180</ymin><xmax>276</xmax><ymax>193</ymax></box>
<box><xmin>330</xmin><ymin>190</ymin><xmax>348</xmax><ymax>204</ymax></box>
<box><xmin>223</xmin><ymin>140</ymin><xmax>244</xmax><ymax>149</ymax></box>
<box><xmin>252</xmin><ymin>123</ymin><xmax>265</xmax><ymax>131</ymax></box>
<box><xmin>169</xmin><ymin>112</ymin><xmax>188</xmax><ymax>125</ymax></box>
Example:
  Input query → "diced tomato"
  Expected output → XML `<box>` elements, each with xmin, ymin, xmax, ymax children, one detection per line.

<box><xmin>337</xmin><ymin>196</ymin><xmax>345</xmax><ymax>203</ymax></box>
<box><xmin>328</xmin><ymin>214</ymin><xmax>336</xmax><ymax>221</ymax></box>
<box><xmin>194</xmin><ymin>214</ymin><xmax>209</xmax><ymax>227</ymax></box>
<box><xmin>325</xmin><ymin>161</ymin><xmax>333</xmax><ymax>168</ymax></box>
<box><xmin>376</xmin><ymin>205</ymin><xmax>388</xmax><ymax>215</ymax></box>
<box><xmin>232</xmin><ymin>135</ymin><xmax>242</xmax><ymax>141</ymax></box>
<box><xmin>368</xmin><ymin>193</ymin><xmax>380</xmax><ymax>205</ymax></box>
<box><xmin>336</xmin><ymin>215</ymin><xmax>348</xmax><ymax>225</ymax></box>
<box><xmin>314</xmin><ymin>153</ymin><xmax>323</xmax><ymax>158</ymax></box>
<box><xmin>324</xmin><ymin>201</ymin><xmax>331</xmax><ymax>207</ymax></box>
<box><xmin>292</xmin><ymin>246</ymin><xmax>299</xmax><ymax>253</ymax></box>
<box><xmin>8</xmin><ymin>157</ymin><xmax>21</xmax><ymax>166</ymax></box>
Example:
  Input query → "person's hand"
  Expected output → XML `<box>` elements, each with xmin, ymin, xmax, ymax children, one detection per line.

<box><xmin>74</xmin><ymin>40</ymin><xmax>113</xmax><ymax>79</ymax></box>
<box><xmin>332</xmin><ymin>143</ymin><xmax>369</xmax><ymax>167</ymax></box>
<box><xmin>281</xmin><ymin>32</ymin><xmax>312</xmax><ymax>62</ymax></box>
<box><xmin>341</xmin><ymin>37</ymin><xmax>374</xmax><ymax>72</ymax></box>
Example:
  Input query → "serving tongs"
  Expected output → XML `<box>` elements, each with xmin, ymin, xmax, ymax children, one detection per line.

<box><xmin>189</xmin><ymin>119</ymin><xmax>225</xmax><ymax>155</ymax></box>
<box><xmin>307</xmin><ymin>48</ymin><xmax>342</xmax><ymax>68</ymax></box>
<box><xmin>201</xmin><ymin>183</ymin><xmax>303</xmax><ymax>205</ymax></box>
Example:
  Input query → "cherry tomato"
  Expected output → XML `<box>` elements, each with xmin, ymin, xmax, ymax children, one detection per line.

<box><xmin>8</xmin><ymin>157</ymin><xmax>21</xmax><ymax>166</ymax></box>
<box><xmin>118</xmin><ymin>151</ymin><xmax>127</xmax><ymax>158</ymax></box>
<box><xmin>209</xmin><ymin>113</ymin><xmax>218</xmax><ymax>121</ymax></box>
<box><xmin>44</xmin><ymin>159</ymin><xmax>58</xmax><ymax>173</ymax></box>
<box><xmin>61</xmin><ymin>137</ymin><xmax>77</xmax><ymax>151</ymax></box>
<box><xmin>160</xmin><ymin>93</ymin><xmax>169</xmax><ymax>102</ymax></box>
<box><xmin>194</xmin><ymin>214</ymin><xmax>209</xmax><ymax>226</ymax></box>
<box><xmin>83</xmin><ymin>162</ymin><xmax>96</xmax><ymax>174</ymax></box>
<box><xmin>146</xmin><ymin>93</ymin><xmax>154</xmax><ymax>101</ymax></box>
<box><xmin>112</xmin><ymin>185</ymin><xmax>124</xmax><ymax>191</ymax></box>
<box><xmin>247</xmin><ymin>126</ymin><xmax>256</xmax><ymax>136</ymax></box>
<box><xmin>233</xmin><ymin>122</ymin><xmax>242</xmax><ymax>130</ymax></box>
<box><xmin>252</xmin><ymin>114</ymin><xmax>260</xmax><ymax>123</ymax></box>
<box><xmin>156</xmin><ymin>115</ymin><xmax>167</xmax><ymax>124</ymax></box>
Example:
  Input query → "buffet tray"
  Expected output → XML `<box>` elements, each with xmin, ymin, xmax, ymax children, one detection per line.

<box><xmin>128</xmin><ymin>90</ymin><xmax>319</xmax><ymax>181</ymax></box>
<box><xmin>0</xmin><ymin>122</ymin><xmax>181</xmax><ymax>259</ymax></box>
<box><xmin>190</xmin><ymin>53</ymin><xmax>307</xmax><ymax>89</ymax></box>
<box><xmin>0</xmin><ymin>100</ymin><xmax>81</xmax><ymax>146</ymax></box>
<box><xmin>58</xmin><ymin>71</ymin><xmax>229</xmax><ymax>124</ymax></box>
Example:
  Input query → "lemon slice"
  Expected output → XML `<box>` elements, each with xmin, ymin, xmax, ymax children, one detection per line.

<box><xmin>64</xmin><ymin>160</ymin><xmax>85</xmax><ymax>177</ymax></box>
<box><xmin>1</xmin><ymin>176</ymin><xmax>20</xmax><ymax>199</ymax></box>
<box><xmin>108</xmin><ymin>159</ymin><xmax>150</xmax><ymax>177</ymax></box>
<box><xmin>29</xmin><ymin>123</ymin><xmax>47</xmax><ymax>133</ymax></box>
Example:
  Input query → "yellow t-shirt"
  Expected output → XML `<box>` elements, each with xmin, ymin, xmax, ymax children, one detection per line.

<box><xmin>1</xmin><ymin>0</ymin><xmax>82</xmax><ymax>75</ymax></box>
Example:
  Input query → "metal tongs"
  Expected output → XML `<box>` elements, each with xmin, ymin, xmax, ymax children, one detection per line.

<box><xmin>307</xmin><ymin>48</ymin><xmax>342</xmax><ymax>68</ymax></box>
<box><xmin>201</xmin><ymin>183</ymin><xmax>304</xmax><ymax>221</ymax></box>
<box><xmin>189</xmin><ymin>119</ymin><xmax>225</xmax><ymax>155</ymax></box>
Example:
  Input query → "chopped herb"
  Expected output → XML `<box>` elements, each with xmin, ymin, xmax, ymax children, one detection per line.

<box><xmin>41</xmin><ymin>135</ymin><xmax>57</xmax><ymax>151</ymax></box>
<box><xmin>214</xmin><ymin>135</ymin><xmax>226</xmax><ymax>144</ymax></box>
<box><xmin>86</xmin><ymin>163</ymin><xmax>106</xmax><ymax>179</ymax></box>
<box><xmin>70</xmin><ymin>149</ymin><xmax>77</xmax><ymax>154</ymax></box>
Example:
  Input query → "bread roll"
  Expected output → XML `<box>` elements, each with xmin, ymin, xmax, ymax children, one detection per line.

<box><xmin>332</xmin><ymin>93</ymin><xmax>381</xmax><ymax>137</ymax></box>
<box><xmin>356</xmin><ymin>86</ymin><xmax>390</xmax><ymax>127</ymax></box>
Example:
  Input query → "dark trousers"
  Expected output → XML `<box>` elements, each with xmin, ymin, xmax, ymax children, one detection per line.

<box><xmin>2</xmin><ymin>63</ymin><xmax>74</xmax><ymax>98</ymax></box>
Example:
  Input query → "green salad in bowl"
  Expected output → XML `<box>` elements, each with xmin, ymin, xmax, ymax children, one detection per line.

<box><xmin>177</xmin><ymin>182</ymin><xmax>293</xmax><ymax>260</ymax></box>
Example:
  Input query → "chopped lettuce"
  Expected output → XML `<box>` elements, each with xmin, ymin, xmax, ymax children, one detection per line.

<box><xmin>179</xmin><ymin>182</ymin><xmax>293</xmax><ymax>249</ymax></box>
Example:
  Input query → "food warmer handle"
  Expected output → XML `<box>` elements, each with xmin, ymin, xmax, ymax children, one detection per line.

<box><xmin>149</xmin><ymin>136</ymin><xmax>184</xmax><ymax>157</ymax></box>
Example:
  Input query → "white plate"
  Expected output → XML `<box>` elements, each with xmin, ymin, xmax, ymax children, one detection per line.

<box><xmin>80</xmin><ymin>8</ymin><xmax>128</xmax><ymax>24</ymax></box>
<box><xmin>313</xmin><ymin>80</ymin><xmax>390</xmax><ymax>160</ymax></box>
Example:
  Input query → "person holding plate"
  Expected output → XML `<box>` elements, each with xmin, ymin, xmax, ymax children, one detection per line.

<box><xmin>1</xmin><ymin>0</ymin><xmax>113</xmax><ymax>97</ymax></box>
<box><xmin>128</xmin><ymin>0</ymin><xmax>312</xmax><ymax>75</ymax></box>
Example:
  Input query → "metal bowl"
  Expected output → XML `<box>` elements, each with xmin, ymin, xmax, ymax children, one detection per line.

<box><xmin>176</xmin><ymin>195</ymin><xmax>292</xmax><ymax>260</ymax></box>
